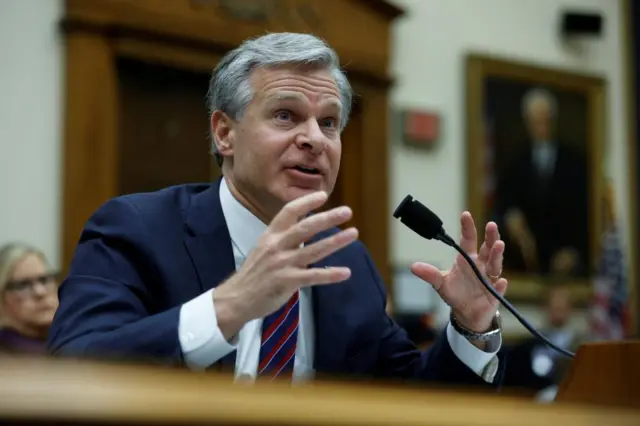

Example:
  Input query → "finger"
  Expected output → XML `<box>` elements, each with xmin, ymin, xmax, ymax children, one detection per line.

<box><xmin>493</xmin><ymin>278</ymin><xmax>508</xmax><ymax>297</ymax></box>
<box><xmin>280</xmin><ymin>206</ymin><xmax>353</xmax><ymax>248</ymax></box>
<box><xmin>478</xmin><ymin>221</ymin><xmax>499</xmax><ymax>264</ymax></box>
<box><xmin>486</xmin><ymin>240</ymin><xmax>505</xmax><ymax>277</ymax></box>
<box><xmin>269</xmin><ymin>191</ymin><xmax>329</xmax><ymax>232</ymax></box>
<box><xmin>410</xmin><ymin>262</ymin><xmax>446</xmax><ymax>292</ymax></box>
<box><xmin>459</xmin><ymin>212</ymin><xmax>478</xmax><ymax>254</ymax></box>
<box><xmin>291</xmin><ymin>266</ymin><xmax>352</xmax><ymax>287</ymax></box>
<box><xmin>294</xmin><ymin>227</ymin><xmax>359</xmax><ymax>266</ymax></box>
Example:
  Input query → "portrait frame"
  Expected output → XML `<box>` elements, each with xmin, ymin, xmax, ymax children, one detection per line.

<box><xmin>465</xmin><ymin>54</ymin><xmax>607</xmax><ymax>305</ymax></box>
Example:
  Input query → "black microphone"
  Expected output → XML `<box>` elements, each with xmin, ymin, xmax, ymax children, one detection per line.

<box><xmin>393</xmin><ymin>194</ymin><xmax>576</xmax><ymax>359</ymax></box>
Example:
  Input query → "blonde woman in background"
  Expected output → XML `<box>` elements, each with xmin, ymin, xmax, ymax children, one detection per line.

<box><xmin>0</xmin><ymin>243</ymin><xmax>59</xmax><ymax>354</ymax></box>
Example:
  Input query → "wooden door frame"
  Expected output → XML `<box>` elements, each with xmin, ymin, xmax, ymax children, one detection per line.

<box><xmin>60</xmin><ymin>0</ymin><xmax>403</xmax><ymax>290</ymax></box>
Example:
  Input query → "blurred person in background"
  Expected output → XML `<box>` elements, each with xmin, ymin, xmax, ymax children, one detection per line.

<box><xmin>503</xmin><ymin>284</ymin><xmax>581</xmax><ymax>396</ymax></box>
<box><xmin>0</xmin><ymin>243</ymin><xmax>59</xmax><ymax>354</ymax></box>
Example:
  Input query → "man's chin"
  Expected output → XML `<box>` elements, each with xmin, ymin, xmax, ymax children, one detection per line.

<box><xmin>282</xmin><ymin>185</ymin><xmax>328</xmax><ymax>202</ymax></box>
<box><xmin>268</xmin><ymin>184</ymin><xmax>333</xmax><ymax>217</ymax></box>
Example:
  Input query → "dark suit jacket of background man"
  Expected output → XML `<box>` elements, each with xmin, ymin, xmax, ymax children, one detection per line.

<box><xmin>496</xmin><ymin>143</ymin><xmax>589</xmax><ymax>276</ymax></box>
<box><xmin>502</xmin><ymin>329</ymin><xmax>581</xmax><ymax>393</ymax></box>
<box><xmin>47</xmin><ymin>178</ymin><xmax>504</xmax><ymax>387</ymax></box>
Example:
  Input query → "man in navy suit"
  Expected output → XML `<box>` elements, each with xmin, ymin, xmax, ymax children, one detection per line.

<box><xmin>48</xmin><ymin>33</ymin><xmax>509</xmax><ymax>387</ymax></box>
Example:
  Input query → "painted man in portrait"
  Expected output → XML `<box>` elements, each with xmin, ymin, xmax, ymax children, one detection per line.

<box><xmin>495</xmin><ymin>87</ymin><xmax>590</xmax><ymax>277</ymax></box>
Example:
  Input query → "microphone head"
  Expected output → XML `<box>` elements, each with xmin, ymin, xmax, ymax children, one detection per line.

<box><xmin>393</xmin><ymin>195</ymin><xmax>444</xmax><ymax>240</ymax></box>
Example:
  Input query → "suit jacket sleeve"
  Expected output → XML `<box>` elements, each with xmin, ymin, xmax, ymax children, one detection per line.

<box><xmin>46</xmin><ymin>198</ymin><xmax>183</xmax><ymax>366</ymax></box>
<box><xmin>362</xmin><ymin>251</ymin><xmax>505</xmax><ymax>388</ymax></box>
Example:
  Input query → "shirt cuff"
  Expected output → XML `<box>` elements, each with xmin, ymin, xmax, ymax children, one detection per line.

<box><xmin>178</xmin><ymin>288</ymin><xmax>237</xmax><ymax>370</ymax></box>
<box><xmin>446</xmin><ymin>322</ymin><xmax>501</xmax><ymax>383</ymax></box>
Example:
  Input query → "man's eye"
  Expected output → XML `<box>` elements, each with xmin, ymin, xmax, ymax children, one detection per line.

<box><xmin>275</xmin><ymin>110</ymin><xmax>293</xmax><ymax>121</ymax></box>
<box><xmin>320</xmin><ymin>117</ymin><xmax>338</xmax><ymax>128</ymax></box>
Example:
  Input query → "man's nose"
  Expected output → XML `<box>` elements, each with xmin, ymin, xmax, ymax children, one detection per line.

<box><xmin>295</xmin><ymin>119</ymin><xmax>326</xmax><ymax>155</ymax></box>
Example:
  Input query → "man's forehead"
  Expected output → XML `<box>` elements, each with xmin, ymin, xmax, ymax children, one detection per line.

<box><xmin>251</xmin><ymin>67</ymin><xmax>340</xmax><ymax>100</ymax></box>
<box><xmin>529</xmin><ymin>97</ymin><xmax>551</xmax><ymax>112</ymax></box>
<box><xmin>269</xmin><ymin>92</ymin><xmax>341</xmax><ymax>107</ymax></box>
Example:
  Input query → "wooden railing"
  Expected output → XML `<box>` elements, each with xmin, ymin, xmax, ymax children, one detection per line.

<box><xmin>0</xmin><ymin>347</ymin><xmax>638</xmax><ymax>426</ymax></box>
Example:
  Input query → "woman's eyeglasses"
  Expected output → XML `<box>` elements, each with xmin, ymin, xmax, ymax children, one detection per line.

<box><xmin>5</xmin><ymin>273</ymin><xmax>59</xmax><ymax>296</ymax></box>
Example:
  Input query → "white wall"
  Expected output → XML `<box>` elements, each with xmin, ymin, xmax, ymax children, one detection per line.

<box><xmin>389</xmin><ymin>0</ymin><xmax>627</xmax><ymax>336</ymax></box>
<box><xmin>0</xmin><ymin>0</ymin><xmax>63</xmax><ymax>268</ymax></box>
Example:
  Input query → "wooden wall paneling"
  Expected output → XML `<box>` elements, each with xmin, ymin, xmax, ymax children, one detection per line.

<box><xmin>61</xmin><ymin>31</ymin><xmax>119</xmax><ymax>271</ymax></box>
<box><xmin>354</xmin><ymin>0</ymin><xmax>404</xmax><ymax>19</ymax></box>
<box><xmin>116</xmin><ymin>58</ymin><xmax>213</xmax><ymax>195</ymax></box>
<box><xmin>64</xmin><ymin>0</ymin><xmax>397</xmax><ymax>83</ymax></box>
<box><xmin>359</xmin><ymin>85</ymin><xmax>392</xmax><ymax>289</ymax></box>
<box><xmin>113</xmin><ymin>37</ymin><xmax>223</xmax><ymax>74</ymax></box>
<box><xmin>332</xmin><ymin>100</ymin><xmax>364</xmax><ymax>231</ymax></box>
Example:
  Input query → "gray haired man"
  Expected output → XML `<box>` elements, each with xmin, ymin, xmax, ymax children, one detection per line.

<box><xmin>48</xmin><ymin>33</ymin><xmax>508</xmax><ymax>387</ymax></box>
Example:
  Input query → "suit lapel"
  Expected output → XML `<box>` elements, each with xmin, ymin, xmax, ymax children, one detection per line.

<box><xmin>184</xmin><ymin>228</ymin><xmax>236</xmax><ymax>292</ymax></box>
<box><xmin>183</xmin><ymin>178</ymin><xmax>236</xmax><ymax>294</ymax></box>
<box><xmin>310</xmin><ymin>231</ymin><xmax>349</xmax><ymax>374</ymax></box>
<box><xmin>183</xmin><ymin>178</ymin><xmax>238</xmax><ymax>370</ymax></box>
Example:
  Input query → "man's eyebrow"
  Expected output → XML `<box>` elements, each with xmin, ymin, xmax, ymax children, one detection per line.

<box><xmin>322</xmin><ymin>99</ymin><xmax>342</xmax><ymax>112</ymax></box>
<box><xmin>266</xmin><ymin>93</ymin><xmax>342</xmax><ymax>115</ymax></box>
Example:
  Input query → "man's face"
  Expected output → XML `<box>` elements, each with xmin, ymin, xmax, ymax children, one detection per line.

<box><xmin>212</xmin><ymin>65</ymin><xmax>343</xmax><ymax>221</ymax></box>
<box><xmin>526</xmin><ymin>98</ymin><xmax>553</xmax><ymax>142</ymax></box>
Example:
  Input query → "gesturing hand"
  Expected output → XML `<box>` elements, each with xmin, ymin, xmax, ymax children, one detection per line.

<box><xmin>505</xmin><ymin>208</ymin><xmax>537</xmax><ymax>271</ymax></box>
<box><xmin>214</xmin><ymin>191</ymin><xmax>358</xmax><ymax>338</ymax></box>
<box><xmin>411</xmin><ymin>212</ymin><xmax>508</xmax><ymax>334</ymax></box>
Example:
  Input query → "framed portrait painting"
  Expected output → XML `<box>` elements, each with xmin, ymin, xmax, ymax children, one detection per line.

<box><xmin>465</xmin><ymin>54</ymin><xmax>606</xmax><ymax>304</ymax></box>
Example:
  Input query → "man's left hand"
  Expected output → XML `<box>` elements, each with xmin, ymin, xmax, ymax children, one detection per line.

<box><xmin>411</xmin><ymin>211</ymin><xmax>508</xmax><ymax>333</ymax></box>
<box><xmin>550</xmin><ymin>247</ymin><xmax>580</xmax><ymax>275</ymax></box>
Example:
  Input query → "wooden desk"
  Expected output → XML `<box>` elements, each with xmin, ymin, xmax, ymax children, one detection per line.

<box><xmin>0</xmin><ymin>357</ymin><xmax>638</xmax><ymax>425</ymax></box>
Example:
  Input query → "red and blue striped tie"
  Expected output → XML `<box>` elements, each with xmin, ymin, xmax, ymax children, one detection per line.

<box><xmin>258</xmin><ymin>291</ymin><xmax>299</xmax><ymax>379</ymax></box>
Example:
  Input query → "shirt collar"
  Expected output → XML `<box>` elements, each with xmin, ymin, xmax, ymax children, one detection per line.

<box><xmin>219</xmin><ymin>177</ymin><xmax>267</xmax><ymax>258</ymax></box>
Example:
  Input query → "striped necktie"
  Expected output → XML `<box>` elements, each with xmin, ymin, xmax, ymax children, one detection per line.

<box><xmin>258</xmin><ymin>291</ymin><xmax>299</xmax><ymax>379</ymax></box>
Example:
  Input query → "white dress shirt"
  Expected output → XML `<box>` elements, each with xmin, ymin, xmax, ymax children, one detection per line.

<box><xmin>178</xmin><ymin>178</ymin><xmax>501</xmax><ymax>383</ymax></box>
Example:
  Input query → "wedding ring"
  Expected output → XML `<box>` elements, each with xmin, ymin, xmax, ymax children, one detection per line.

<box><xmin>488</xmin><ymin>269</ymin><xmax>502</xmax><ymax>280</ymax></box>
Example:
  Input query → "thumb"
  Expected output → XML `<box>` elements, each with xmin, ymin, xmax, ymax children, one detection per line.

<box><xmin>411</xmin><ymin>262</ymin><xmax>446</xmax><ymax>292</ymax></box>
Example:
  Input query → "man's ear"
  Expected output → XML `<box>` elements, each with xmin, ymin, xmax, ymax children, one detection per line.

<box><xmin>211</xmin><ymin>110</ymin><xmax>235</xmax><ymax>158</ymax></box>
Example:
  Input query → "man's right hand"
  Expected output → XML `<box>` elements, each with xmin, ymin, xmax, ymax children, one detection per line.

<box><xmin>213</xmin><ymin>191</ymin><xmax>358</xmax><ymax>340</ymax></box>
<box><xmin>504</xmin><ymin>209</ymin><xmax>538</xmax><ymax>271</ymax></box>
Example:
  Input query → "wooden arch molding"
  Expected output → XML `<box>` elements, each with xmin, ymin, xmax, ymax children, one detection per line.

<box><xmin>60</xmin><ymin>0</ymin><xmax>404</xmax><ymax>289</ymax></box>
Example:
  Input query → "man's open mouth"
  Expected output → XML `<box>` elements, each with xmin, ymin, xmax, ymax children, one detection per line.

<box><xmin>292</xmin><ymin>165</ymin><xmax>321</xmax><ymax>175</ymax></box>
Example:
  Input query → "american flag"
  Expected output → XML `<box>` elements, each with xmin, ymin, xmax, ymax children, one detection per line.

<box><xmin>589</xmin><ymin>187</ymin><xmax>630</xmax><ymax>340</ymax></box>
